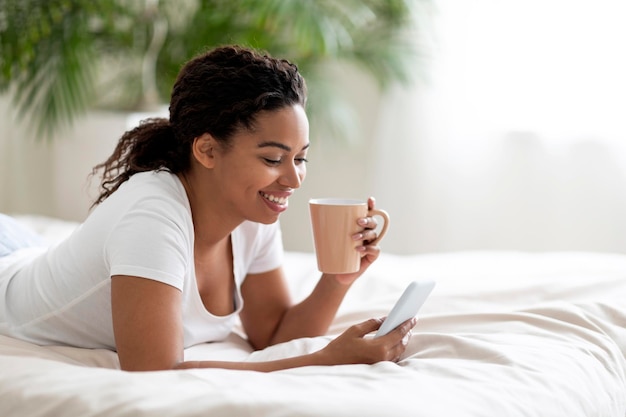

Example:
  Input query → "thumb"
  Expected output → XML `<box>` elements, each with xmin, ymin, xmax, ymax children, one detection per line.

<box><xmin>350</xmin><ymin>318</ymin><xmax>384</xmax><ymax>337</ymax></box>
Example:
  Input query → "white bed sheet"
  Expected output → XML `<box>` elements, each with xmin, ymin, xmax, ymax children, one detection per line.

<box><xmin>1</xmin><ymin>216</ymin><xmax>625</xmax><ymax>417</ymax></box>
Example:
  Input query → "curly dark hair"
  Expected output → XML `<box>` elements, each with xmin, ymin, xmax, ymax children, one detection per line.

<box><xmin>90</xmin><ymin>45</ymin><xmax>307</xmax><ymax>206</ymax></box>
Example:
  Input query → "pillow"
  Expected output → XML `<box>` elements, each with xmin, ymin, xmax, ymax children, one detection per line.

<box><xmin>0</xmin><ymin>213</ymin><xmax>44</xmax><ymax>257</ymax></box>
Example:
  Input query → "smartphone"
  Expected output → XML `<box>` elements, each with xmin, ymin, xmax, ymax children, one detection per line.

<box><xmin>373</xmin><ymin>280</ymin><xmax>436</xmax><ymax>338</ymax></box>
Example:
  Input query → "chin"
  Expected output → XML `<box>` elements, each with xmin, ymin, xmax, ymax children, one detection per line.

<box><xmin>246</xmin><ymin>209</ymin><xmax>281</xmax><ymax>225</ymax></box>
<box><xmin>257</xmin><ymin>215</ymin><xmax>281</xmax><ymax>225</ymax></box>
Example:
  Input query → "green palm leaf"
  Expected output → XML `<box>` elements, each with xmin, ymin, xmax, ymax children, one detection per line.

<box><xmin>0</xmin><ymin>0</ymin><xmax>427</xmax><ymax>141</ymax></box>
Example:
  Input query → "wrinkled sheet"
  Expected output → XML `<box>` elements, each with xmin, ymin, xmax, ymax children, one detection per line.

<box><xmin>0</xmin><ymin>216</ymin><xmax>625</xmax><ymax>417</ymax></box>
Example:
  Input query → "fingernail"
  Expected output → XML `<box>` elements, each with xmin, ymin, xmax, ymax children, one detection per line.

<box><xmin>353</xmin><ymin>233</ymin><xmax>363</xmax><ymax>240</ymax></box>
<box><xmin>357</xmin><ymin>218</ymin><xmax>368</xmax><ymax>226</ymax></box>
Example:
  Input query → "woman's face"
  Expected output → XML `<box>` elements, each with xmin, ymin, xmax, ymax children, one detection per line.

<box><xmin>212</xmin><ymin>104</ymin><xmax>310</xmax><ymax>224</ymax></box>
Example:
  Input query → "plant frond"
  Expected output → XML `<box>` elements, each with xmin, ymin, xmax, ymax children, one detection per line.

<box><xmin>0</xmin><ymin>0</ymin><xmax>429</xmax><ymax>141</ymax></box>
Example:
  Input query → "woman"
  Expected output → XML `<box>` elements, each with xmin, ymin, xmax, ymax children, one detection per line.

<box><xmin>0</xmin><ymin>45</ymin><xmax>415</xmax><ymax>372</ymax></box>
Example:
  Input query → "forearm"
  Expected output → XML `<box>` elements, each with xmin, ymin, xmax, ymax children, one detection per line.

<box><xmin>134</xmin><ymin>314</ymin><xmax>415</xmax><ymax>372</ymax></box>
<box><xmin>269</xmin><ymin>273</ymin><xmax>351</xmax><ymax>345</ymax></box>
<box><xmin>174</xmin><ymin>350</ymin><xmax>331</xmax><ymax>372</ymax></box>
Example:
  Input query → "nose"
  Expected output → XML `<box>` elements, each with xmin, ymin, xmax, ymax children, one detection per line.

<box><xmin>279</xmin><ymin>161</ymin><xmax>305</xmax><ymax>189</ymax></box>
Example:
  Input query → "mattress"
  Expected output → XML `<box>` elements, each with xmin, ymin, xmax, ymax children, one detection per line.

<box><xmin>0</xmin><ymin>216</ymin><xmax>625</xmax><ymax>416</ymax></box>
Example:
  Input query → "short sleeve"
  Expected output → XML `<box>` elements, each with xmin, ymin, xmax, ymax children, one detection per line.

<box><xmin>105</xmin><ymin>198</ymin><xmax>192</xmax><ymax>291</ymax></box>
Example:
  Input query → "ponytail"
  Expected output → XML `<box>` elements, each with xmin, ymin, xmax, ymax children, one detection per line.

<box><xmin>90</xmin><ymin>118</ymin><xmax>189</xmax><ymax>207</ymax></box>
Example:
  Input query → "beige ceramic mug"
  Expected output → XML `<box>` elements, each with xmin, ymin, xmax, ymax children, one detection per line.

<box><xmin>309</xmin><ymin>198</ymin><xmax>390</xmax><ymax>274</ymax></box>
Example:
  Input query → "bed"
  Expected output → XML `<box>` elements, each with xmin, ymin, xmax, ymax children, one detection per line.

<box><xmin>1</xmin><ymin>215</ymin><xmax>625</xmax><ymax>417</ymax></box>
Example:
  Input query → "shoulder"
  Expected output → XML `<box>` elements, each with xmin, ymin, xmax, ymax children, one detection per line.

<box><xmin>123</xmin><ymin>171</ymin><xmax>186</xmax><ymax>202</ymax></box>
<box><xmin>86</xmin><ymin>170</ymin><xmax>193</xmax><ymax>249</ymax></box>
<box><xmin>101</xmin><ymin>171</ymin><xmax>190</xmax><ymax>220</ymax></box>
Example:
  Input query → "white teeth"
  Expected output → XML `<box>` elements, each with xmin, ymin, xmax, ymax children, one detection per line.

<box><xmin>262</xmin><ymin>193</ymin><xmax>287</xmax><ymax>205</ymax></box>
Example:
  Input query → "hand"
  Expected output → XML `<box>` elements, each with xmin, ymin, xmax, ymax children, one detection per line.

<box><xmin>316</xmin><ymin>317</ymin><xmax>417</xmax><ymax>365</ymax></box>
<box><xmin>333</xmin><ymin>196</ymin><xmax>382</xmax><ymax>285</ymax></box>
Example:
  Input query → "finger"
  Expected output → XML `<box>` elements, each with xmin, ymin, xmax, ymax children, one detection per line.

<box><xmin>356</xmin><ymin>244</ymin><xmax>381</xmax><ymax>256</ymax></box>
<box><xmin>367</xmin><ymin>196</ymin><xmax>376</xmax><ymax>210</ymax></box>
<box><xmin>387</xmin><ymin>317</ymin><xmax>417</xmax><ymax>341</ymax></box>
<box><xmin>389</xmin><ymin>330</ymin><xmax>413</xmax><ymax>362</ymax></box>
<box><xmin>350</xmin><ymin>318</ymin><xmax>384</xmax><ymax>337</ymax></box>
<box><xmin>362</xmin><ymin>229</ymin><xmax>378</xmax><ymax>241</ymax></box>
<box><xmin>357</xmin><ymin>197</ymin><xmax>379</xmax><ymax>228</ymax></box>
<box><xmin>352</xmin><ymin>229</ymin><xmax>378</xmax><ymax>241</ymax></box>
<box><xmin>365</xmin><ymin>217</ymin><xmax>378</xmax><ymax>230</ymax></box>
<box><xmin>401</xmin><ymin>329</ymin><xmax>413</xmax><ymax>346</ymax></box>
<box><xmin>357</xmin><ymin>216</ymin><xmax>374</xmax><ymax>228</ymax></box>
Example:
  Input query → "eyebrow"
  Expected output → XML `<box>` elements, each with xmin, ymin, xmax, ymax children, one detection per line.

<box><xmin>257</xmin><ymin>141</ymin><xmax>310</xmax><ymax>152</ymax></box>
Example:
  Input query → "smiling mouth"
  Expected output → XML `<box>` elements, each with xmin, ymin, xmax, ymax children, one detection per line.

<box><xmin>261</xmin><ymin>192</ymin><xmax>288</xmax><ymax>205</ymax></box>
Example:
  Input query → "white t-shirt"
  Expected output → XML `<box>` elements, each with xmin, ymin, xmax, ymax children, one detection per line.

<box><xmin>0</xmin><ymin>171</ymin><xmax>283</xmax><ymax>349</ymax></box>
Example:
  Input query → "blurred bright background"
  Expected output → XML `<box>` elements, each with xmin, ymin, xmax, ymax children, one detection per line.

<box><xmin>2</xmin><ymin>0</ymin><xmax>626</xmax><ymax>255</ymax></box>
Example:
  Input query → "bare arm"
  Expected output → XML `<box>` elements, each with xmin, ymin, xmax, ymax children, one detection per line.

<box><xmin>240</xmin><ymin>196</ymin><xmax>384</xmax><ymax>349</ymax></box>
<box><xmin>239</xmin><ymin>268</ymin><xmax>353</xmax><ymax>349</ymax></box>
<box><xmin>177</xmin><ymin>318</ymin><xmax>415</xmax><ymax>371</ymax></box>
<box><xmin>111</xmin><ymin>275</ymin><xmax>414</xmax><ymax>372</ymax></box>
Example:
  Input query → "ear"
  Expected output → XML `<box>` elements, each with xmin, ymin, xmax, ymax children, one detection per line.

<box><xmin>192</xmin><ymin>133</ymin><xmax>219</xmax><ymax>169</ymax></box>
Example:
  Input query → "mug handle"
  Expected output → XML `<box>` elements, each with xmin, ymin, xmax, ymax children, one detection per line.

<box><xmin>366</xmin><ymin>209</ymin><xmax>390</xmax><ymax>246</ymax></box>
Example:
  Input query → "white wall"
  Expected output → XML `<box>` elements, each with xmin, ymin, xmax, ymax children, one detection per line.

<box><xmin>0</xmin><ymin>97</ymin><xmax>127</xmax><ymax>222</ymax></box>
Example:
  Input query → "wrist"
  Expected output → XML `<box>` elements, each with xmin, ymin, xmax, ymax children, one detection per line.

<box><xmin>321</xmin><ymin>273</ymin><xmax>355</xmax><ymax>287</ymax></box>
<box><xmin>310</xmin><ymin>348</ymin><xmax>335</xmax><ymax>366</ymax></box>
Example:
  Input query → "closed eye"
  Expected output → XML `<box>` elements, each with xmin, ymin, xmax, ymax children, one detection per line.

<box><xmin>263</xmin><ymin>157</ymin><xmax>308</xmax><ymax>166</ymax></box>
<box><xmin>263</xmin><ymin>158</ymin><xmax>281</xmax><ymax>166</ymax></box>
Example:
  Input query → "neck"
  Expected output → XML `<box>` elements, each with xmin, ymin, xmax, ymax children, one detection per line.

<box><xmin>177</xmin><ymin>171</ymin><xmax>242</xmax><ymax>247</ymax></box>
